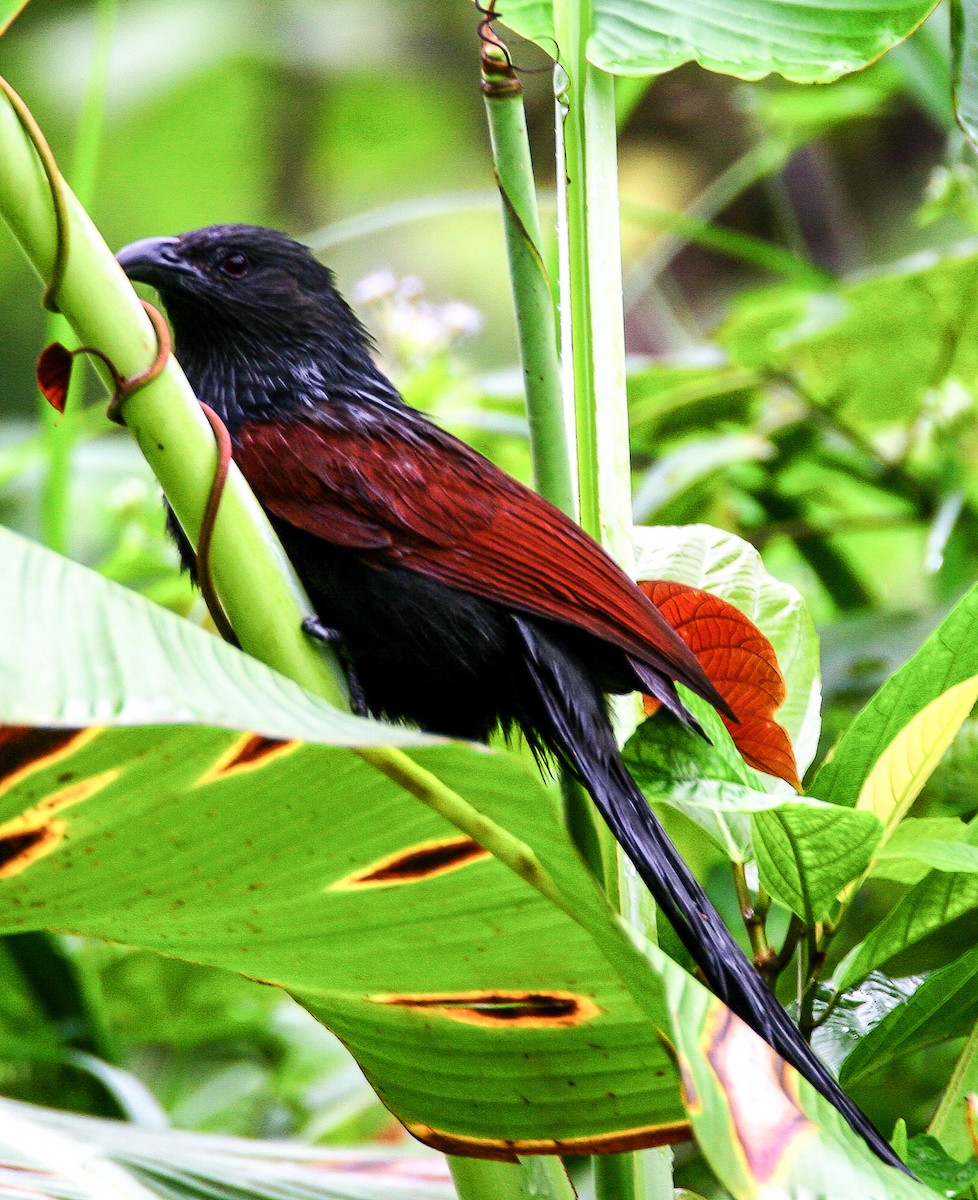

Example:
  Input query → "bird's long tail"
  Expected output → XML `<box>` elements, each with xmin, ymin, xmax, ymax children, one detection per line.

<box><xmin>512</xmin><ymin>616</ymin><xmax>909</xmax><ymax>1177</ymax></box>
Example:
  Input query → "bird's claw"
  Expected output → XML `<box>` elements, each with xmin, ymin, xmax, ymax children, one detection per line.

<box><xmin>302</xmin><ymin>615</ymin><xmax>341</xmax><ymax>643</ymax></box>
<box><xmin>302</xmin><ymin>616</ymin><xmax>369</xmax><ymax>718</ymax></box>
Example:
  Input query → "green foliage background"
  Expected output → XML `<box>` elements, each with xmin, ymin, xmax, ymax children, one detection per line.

<box><xmin>6</xmin><ymin>0</ymin><xmax>978</xmax><ymax>1197</ymax></box>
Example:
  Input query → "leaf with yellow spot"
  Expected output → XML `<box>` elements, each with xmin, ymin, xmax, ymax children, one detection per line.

<box><xmin>857</xmin><ymin>676</ymin><xmax>978</xmax><ymax>837</ymax></box>
<box><xmin>813</xmin><ymin>583</ymin><xmax>978</xmax><ymax>815</ymax></box>
<box><xmin>0</xmin><ymin>527</ymin><xmax>936</xmax><ymax>1194</ymax></box>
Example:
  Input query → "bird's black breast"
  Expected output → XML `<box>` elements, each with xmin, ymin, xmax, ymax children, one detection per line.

<box><xmin>271</xmin><ymin>521</ymin><xmax>527</xmax><ymax>742</ymax></box>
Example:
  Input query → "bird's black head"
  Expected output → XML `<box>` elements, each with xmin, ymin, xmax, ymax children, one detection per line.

<box><xmin>116</xmin><ymin>224</ymin><xmax>396</xmax><ymax>427</ymax></box>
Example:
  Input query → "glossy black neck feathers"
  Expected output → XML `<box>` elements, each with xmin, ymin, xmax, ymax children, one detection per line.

<box><xmin>118</xmin><ymin>223</ymin><xmax>402</xmax><ymax>430</ymax></box>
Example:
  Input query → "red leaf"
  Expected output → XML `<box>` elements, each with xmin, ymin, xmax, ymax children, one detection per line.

<box><xmin>36</xmin><ymin>342</ymin><xmax>74</xmax><ymax>413</ymax></box>
<box><xmin>639</xmin><ymin>579</ymin><xmax>802</xmax><ymax>790</ymax></box>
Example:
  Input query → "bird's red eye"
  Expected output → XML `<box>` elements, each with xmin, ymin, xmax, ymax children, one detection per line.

<box><xmin>220</xmin><ymin>251</ymin><xmax>250</xmax><ymax>277</ymax></box>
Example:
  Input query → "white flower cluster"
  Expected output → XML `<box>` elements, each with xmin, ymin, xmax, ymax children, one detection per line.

<box><xmin>352</xmin><ymin>270</ymin><xmax>482</xmax><ymax>362</ymax></box>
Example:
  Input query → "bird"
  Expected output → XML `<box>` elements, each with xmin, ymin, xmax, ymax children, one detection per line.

<box><xmin>116</xmin><ymin>224</ymin><xmax>906</xmax><ymax>1174</ymax></box>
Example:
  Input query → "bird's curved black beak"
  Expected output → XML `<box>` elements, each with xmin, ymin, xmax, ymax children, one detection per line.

<box><xmin>116</xmin><ymin>236</ymin><xmax>186</xmax><ymax>288</ymax></box>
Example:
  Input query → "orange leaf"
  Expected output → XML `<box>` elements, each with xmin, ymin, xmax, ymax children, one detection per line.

<box><xmin>639</xmin><ymin>579</ymin><xmax>802</xmax><ymax>790</ymax></box>
<box><xmin>36</xmin><ymin>342</ymin><xmax>73</xmax><ymax>414</ymax></box>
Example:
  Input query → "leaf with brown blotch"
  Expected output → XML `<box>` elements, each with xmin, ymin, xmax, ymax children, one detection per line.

<box><xmin>639</xmin><ymin>579</ymin><xmax>802</xmax><ymax>790</ymax></box>
<box><xmin>36</xmin><ymin>342</ymin><xmax>73</xmax><ymax>414</ymax></box>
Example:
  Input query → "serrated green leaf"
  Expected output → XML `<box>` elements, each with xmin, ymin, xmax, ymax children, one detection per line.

<box><xmin>719</xmin><ymin>244</ymin><xmax>978</xmax><ymax>427</ymax></box>
<box><xmin>812</xmin><ymin>581</ymin><xmax>978</xmax><ymax>811</ymax></box>
<box><xmin>753</xmin><ymin>804</ymin><xmax>883</xmax><ymax>922</ymax></box>
<box><xmin>840</xmin><ymin>948</ymin><xmax>978</xmax><ymax>1089</ymax></box>
<box><xmin>624</xmin><ymin>690</ymin><xmax>759</xmax><ymax>860</ymax></box>
<box><xmin>840</xmin><ymin>818</ymin><xmax>978</xmax><ymax>987</ymax></box>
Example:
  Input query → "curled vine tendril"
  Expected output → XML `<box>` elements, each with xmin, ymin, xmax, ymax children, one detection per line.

<box><xmin>476</xmin><ymin>0</ymin><xmax>555</xmax><ymax>85</ymax></box>
<box><xmin>1</xmin><ymin>74</ymin><xmax>236</xmax><ymax>645</ymax></box>
<box><xmin>0</xmin><ymin>76</ymin><xmax>69</xmax><ymax>312</ymax></box>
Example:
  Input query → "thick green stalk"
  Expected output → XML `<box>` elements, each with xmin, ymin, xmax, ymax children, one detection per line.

<box><xmin>595</xmin><ymin>1147</ymin><xmax>672</xmax><ymax>1200</ymax></box>
<box><xmin>551</xmin><ymin>5</ymin><xmax>671</xmax><ymax>1196</ymax></box>
<box><xmin>481</xmin><ymin>42</ymin><xmax>574</xmax><ymax>518</ymax></box>
<box><xmin>552</xmin><ymin>5</ymin><xmax>678</xmax><ymax>1195</ymax></box>
<box><xmin>449</xmin><ymin>1155</ymin><xmax>578</xmax><ymax>1200</ymax></box>
<box><xmin>0</xmin><ymin>91</ymin><xmax>349</xmax><ymax>708</ymax></box>
<box><xmin>39</xmin><ymin>0</ymin><xmax>118</xmax><ymax>554</ymax></box>
<box><xmin>552</xmin><ymin>25</ymin><xmax>632</xmax><ymax>565</ymax></box>
<box><xmin>448</xmin><ymin>1158</ymin><xmax>533</xmax><ymax>1199</ymax></box>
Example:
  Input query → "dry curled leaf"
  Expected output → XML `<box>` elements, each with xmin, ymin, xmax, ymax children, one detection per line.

<box><xmin>36</xmin><ymin>341</ymin><xmax>73</xmax><ymax>413</ymax></box>
<box><xmin>641</xmin><ymin>579</ymin><xmax>802</xmax><ymax>790</ymax></box>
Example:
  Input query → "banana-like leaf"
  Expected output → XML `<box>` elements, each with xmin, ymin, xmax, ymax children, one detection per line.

<box><xmin>0</xmin><ymin>1096</ymin><xmax>455</xmax><ymax>1200</ymax></box>
<box><xmin>0</xmin><ymin>527</ymin><xmax>688</xmax><ymax>1156</ymax></box>
<box><xmin>0</xmin><ymin>528</ymin><xmax>935</xmax><ymax>1195</ymax></box>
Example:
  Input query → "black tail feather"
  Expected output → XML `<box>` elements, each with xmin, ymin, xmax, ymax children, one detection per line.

<box><xmin>513</xmin><ymin>616</ymin><xmax>910</xmax><ymax>1177</ymax></box>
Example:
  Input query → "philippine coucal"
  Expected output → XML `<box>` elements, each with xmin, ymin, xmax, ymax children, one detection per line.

<box><xmin>117</xmin><ymin>224</ymin><xmax>905</xmax><ymax>1173</ymax></box>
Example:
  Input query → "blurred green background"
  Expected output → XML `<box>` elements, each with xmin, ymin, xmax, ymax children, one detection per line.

<box><xmin>2</xmin><ymin>0</ymin><xmax>978</xmax><ymax>1191</ymax></box>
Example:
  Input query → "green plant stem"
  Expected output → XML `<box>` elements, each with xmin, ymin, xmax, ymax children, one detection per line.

<box><xmin>39</xmin><ymin>0</ymin><xmax>117</xmax><ymax>554</ymax></box>
<box><xmin>596</xmin><ymin>1147</ymin><xmax>675</xmax><ymax>1200</ymax></box>
<box><xmin>518</xmin><ymin>1157</ymin><xmax>580</xmax><ymax>1199</ymax></box>
<box><xmin>731</xmin><ymin>861</ymin><xmax>771</xmax><ymax>965</ymax></box>
<box><xmin>448</xmin><ymin>1158</ymin><xmax>526</xmax><ymax>1199</ymax></box>
<box><xmin>552</xmin><ymin>5</ymin><xmax>671</xmax><ymax>1194</ymax></box>
<box><xmin>449</xmin><ymin>1156</ymin><xmax>581</xmax><ymax>1200</ymax></box>
<box><xmin>0</xmin><ymin>89</ymin><xmax>349</xmax><ymax>709</ymax></box>
<box><xmin>482</xmin><ymin>43</ymin><xmax>574</xmax><ymax>518</ymax></box>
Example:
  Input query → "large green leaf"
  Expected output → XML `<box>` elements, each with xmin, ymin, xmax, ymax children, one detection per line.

<box><xmin>499</xmin><ymin>0</ymin><xmax>939</xmax><ymax>83</ymax></box>
<box><xmin>839</xmin><ymin>817</ymin><xmax>978</xmax><ymax>986</ymax></box>
<box><xmin>811</xmin><ymin>580</ymin><xmax>978</xmax><ymax>811</ymax></box>
<box><xmin>0</xmin><ymin>1096</ymin><xmax>455</xmax><ymax>1200</ymax></box>
<box><xmin>0</xmin><ymin>529</ymin><xmax>689</xmax><ymax>1155</ymax></box>
<box><xmin>719</xmin><ymin>244</ymin><xmax>978</xmax><ymax>427</ymax></box>
<box><xmin>0</xmin><ymin>528</ymin><xmax>419</xmax><ymax>747</ymax></box>
<box><xmin>753</xmin><ymin>803</ymin><xmax>882</xmax><ymax>922</ymax></box>
<box><xmin>0</xmin><ymin>528</ymin><xmax>934</xmax><ymax>1192</ymax></box>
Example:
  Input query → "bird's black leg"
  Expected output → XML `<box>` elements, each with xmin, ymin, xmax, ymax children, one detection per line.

<box><xmin>302</xmin><ymin>616</ymin><xmax>369</xmax><ymax>717</ymax></box>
